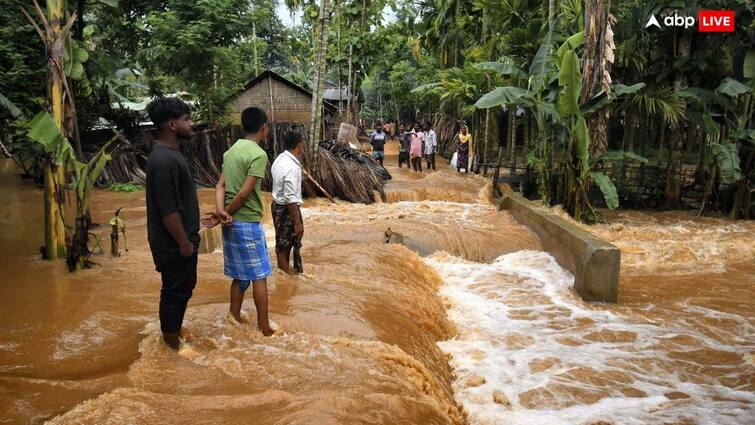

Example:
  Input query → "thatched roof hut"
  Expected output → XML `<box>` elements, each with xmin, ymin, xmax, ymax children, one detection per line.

<box><xmin>229</xmin><ymin>70</ymin><xmax>339</xmax><ymax>140</ymax></box>
<box><xmin>96</xmin><ymin>71</ymin><xmax>390</xmax><ymax>204</ymax></box>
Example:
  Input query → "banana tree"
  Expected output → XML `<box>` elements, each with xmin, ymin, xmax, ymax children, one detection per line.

<box><xmin>681</xmin><ymin>77</ymin><xmax>754</xmax><ymax>218</ymax></box>
<box><xmin>475</xmin><ymin>30</ymin><xmax>644</xmax><ymax>220</ymax></box>
<box><xmin>27</xmin><ymin>111</ymin><xmax>116</xmax><ymax>271</ymax></box>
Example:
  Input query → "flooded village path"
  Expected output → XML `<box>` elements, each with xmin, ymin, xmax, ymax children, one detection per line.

<box><xmin>0</xmin><ymin>145</ymin><xmax>753</xmax><ymax>424</ymax></box>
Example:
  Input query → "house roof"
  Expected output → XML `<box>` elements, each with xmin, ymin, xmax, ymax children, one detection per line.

<box><xmin>243</xmin><ymin>69</ymin><xmax>338</xmax><ymax>112</ymax></box>
<box><xmin>323</xmin><ymin>87</ymin><xmax>349</xmax><ymax>101</ymax></box>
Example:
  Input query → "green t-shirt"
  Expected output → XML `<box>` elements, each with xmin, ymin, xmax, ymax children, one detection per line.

<box><xmin>223</xmin><ymin>139</ymin><xmax>267</xmax><ymax>222</ymax></box>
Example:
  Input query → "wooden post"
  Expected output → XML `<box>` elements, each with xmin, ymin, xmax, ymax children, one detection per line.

<box><xmin>346</xmin><ymin>44</ymin><xmax>353</xmax><ymax>124</ymax></box>
<box><xmin>267</xmin><ymin>74</ymin><xmax>279</xmax><ymax>156</ymax></box>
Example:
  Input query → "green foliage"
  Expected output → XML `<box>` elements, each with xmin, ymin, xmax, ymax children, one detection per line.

<box><xmin>27</xmin><ymin>112</ymin><xmax>71</xmax><ymax>165</ymax></box>
<box><xmin>580</xmin><ymin>83</ymin><xmax>646</xmax><ymax>114</ymax></box>
<box><xmin>528</xmin><ymin>26</ymin><xmax>555</xmax><ymax>91</ymax></box>
<box><xmin>108</xmin><ymin>183</ymin><xmax>144</xmax><ymax>192</ymax></box>
<box><xmin>715</xmin><ymin>78</ymin><xmax>751</xmax><ymax>98</ymax></box>
<box><xmin>0</xmin><ymin>1</ymin><xmax>47</xmax><ymax>118</ymax></box>
<box><xmin>555</xmin><ymin>31</ymin><xmax>585</xmax><ymax>66</ymax></box>
<box><xmin>556</xmin><ymin>50</ymin><xmax>582</xmax><ymax>116</ymax></box>
<box><xmin>711</xmin><ymin>142</ymin><xmax>742</xmax><ymax>185</ymax></box>
<box><xmin>475</xmin><ymin>87</ymin><xmax>530</xmax><ymax>109</ymax></box>
<box><xmin>594</xmin><ymin>151</ymin><xmax>649</xmax><ymax>164</ymax></box>
<box><xmin>475</xmin><ymin>62</ymin><xmax>527</xmax><ymax>79</ymax></box>
<box><xmin>0</xmin><ymin>93</ymin><xmax>22</xmax><ymax>118</ymax></box>
<box><xmin>63</xmin><ymin>38</ymin><xmax>90</xmax><ymax>80</ymax></box>
<box><xmin>590</xmin><ymin>172</ymin><xmax>619</xmax><ymax>210</ymax></box>
<box><xmin>574</xmin><ymin>117</ymin><xmax>590</xmax><ymax>179</ymax></box>
<box><xmin>744</xmin><ymin>50</ymin><xmax>755</xmax><ymax>80</ymax></box>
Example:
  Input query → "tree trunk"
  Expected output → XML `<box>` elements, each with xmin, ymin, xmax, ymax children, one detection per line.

<box><xmin>658</xmin><ymin>119</ymin><xmax>667</xmax><ymax>157</ymax></box>
<box><xmin>581</xmin><ymin>0</ymin><xmax>613</xmax><ymax>157</ymax></box>
<box><xmin>664</xmin><ymin>21</ymin><xmax>693</xmax><ymax>208</ymax></box>
<box><xmin>626</xmin><ymin>111</ymin><xmax>637</xmax><ymax>152</ymax></box>
<box><xmin>508</xmin><ymin>109</ymin><xmax>516</xmax><ymax>176</ymax></box>
<box><xmin>252</xmin><ymin>23</ymin><xmax>259</xmax><ymax>76</ymax></box>
<box><xmin>695</xmin><ymin>129</ymin><xmax>706</xmax><ymax>178</ymax></box>
<box><xmin>308</xmin><ymin>0</ymin><xmax>332</xmax><ymax>170</ymax></box>
<box><xmin>548</xmin><ymin>0</ymin><xmax>556</xmax><ymax>30</ymax></box>
<box><xmin>44</xmin><ymin>0</ymin><xmax>68</xmax><ymax>260</ymax></box>
<box><xmin>204</xmin><ymin>76</ymin><xmax>214</xmax><ymax>128</ymax></box>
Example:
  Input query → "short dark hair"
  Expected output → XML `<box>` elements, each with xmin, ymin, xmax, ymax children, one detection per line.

<box><xmin>426</xmin><ymin>122</ymin><xmax>433</xmax><ymax>129</ymax></box>
<box><xmin>146</xmin><ymin>97</ymin><xmax>191</xmax><ymax>128</ymax></box>
<box><xmin>241</xmin><ymin>107</ymin><xmax>268</xmax><ymax>133</ymax></box>
<box><xmin>283</xmin><ymin>130</ymin><xmax>303</xmax><ymax>151</ymax></box>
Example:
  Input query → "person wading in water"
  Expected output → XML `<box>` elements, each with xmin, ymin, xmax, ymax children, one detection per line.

<box><xmin>145</xmin><ymin>97</ymin><xmax>202</xmax><ymax>350</ymax></box>
<box><xmin>424</xmin><ymin>122</ymin><xmax>437</xmax><ymax>171</ymax></box>
<box><xmin>409</xmin><ymin>122</ymin><xmax>425</xmax><ymax>172</ymax></box>
<box><xmin>455</xmin><ymin>125</ymin><xmax>472</xmax><ymax>174</ymax></box>
<box><xmin>214</xmin><ymin>107</ymin><xmax>275</xmax><ymax>336</ymax></box>
<box><xmin>271</xmin><ymin>130</ymin><xmax>305</xmax><ymax>274</ymax></box>
<box><xmin>369</xmin><ymin>123</ymin><xmax>387</xmax><ymax>166</ymax></box>
<box><xmin>398</xmin><ymin>123</ymin><xmax>410</xmax><ymax>168</ymax></box>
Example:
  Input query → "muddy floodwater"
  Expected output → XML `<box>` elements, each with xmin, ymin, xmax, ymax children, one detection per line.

<box><xmin>0</xmin><ymin>148</ymin><xmax>753</xmax><ymax>424</ymax></box>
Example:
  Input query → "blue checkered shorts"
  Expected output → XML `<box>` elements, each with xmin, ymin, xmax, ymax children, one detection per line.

<box><xmin>222</xmin><ymin>221</ymin><xmax>272</xmax><ymax>290</ymax></box>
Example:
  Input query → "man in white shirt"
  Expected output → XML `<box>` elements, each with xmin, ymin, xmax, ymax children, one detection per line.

<box><xmin>424</xmin><ymin>122</ymin><xmax>438</xmax><ymax>171</ymax></box>
<box><xmin>271</xmin><ymin>130</ymin><xmax>305</xmax><ymax>274</ymax></box>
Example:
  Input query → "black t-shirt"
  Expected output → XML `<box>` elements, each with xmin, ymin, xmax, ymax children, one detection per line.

<box><xmin>370</xmin><ymin>131</ymin><xmax>386</xmax><ymax>152</ymax></box>
<box><xmin>145</xmin><ymin>143</ymin><xmax>200</xmax><ymax>270</ymax></box>
<box><xmin>400</xmin><ymin>132</ymin><xmax>411</xmax><ymax>152</ymax></box>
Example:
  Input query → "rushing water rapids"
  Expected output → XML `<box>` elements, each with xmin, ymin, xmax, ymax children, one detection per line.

<box><xmin>0</xmin><ymin>150</ymin><xmax>753</xmax><ymax>424</ymax></box>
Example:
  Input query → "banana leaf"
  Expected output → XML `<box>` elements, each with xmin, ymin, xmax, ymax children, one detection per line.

<box><xmin>590</xmin><ymin>171</ymin><xmax>619</xmax><ymax>209</ymax></box>
<box><xmin>556</xmin><ymin>50</ymin><xmax>582</xmax><ymax>116</ymax></box>
<box><xmin>574</xmin><ymin>116</ymin><xmax>590</xmax><ymax>179</ymax></box>
<box><xmin>475</xmin><ymin>86</ymin><xmax>531</xmax><ymax>109</ymax></box>
<box><xmin>711</xmin><ymin>142</ymin><xmax>742</xmax><ymax>184</ymax></box>
<box><xmin>474</xmin><ymin>62</ymin><xmax>527</xmax><ymax>79</ymax></box>
<box><xmin>715</xmin><ymin>77</ymin><xmax>751</xmax><ymax>98</ymax></box>
<box><xmin>594</xmin><ymin>151</ymin><xmax>649</xmax><ymax>164</ymax></box>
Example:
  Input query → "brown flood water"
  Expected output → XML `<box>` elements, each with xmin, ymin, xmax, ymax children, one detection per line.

<box><xmin>0</xmin><ymin>144</ymin><xmax>753</xmax><ymax>424</ymax></box>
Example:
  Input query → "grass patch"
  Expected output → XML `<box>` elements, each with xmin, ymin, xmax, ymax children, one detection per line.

<box><xmin>108</xmin><ymin>183</ymin><xmax>144</xmax><ymax>192</ymax></box>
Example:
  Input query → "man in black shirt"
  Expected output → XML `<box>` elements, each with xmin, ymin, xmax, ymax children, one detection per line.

<box><xmin>398</xmin><ymin>123</ymin><xmax>410</xmax><ymax>168</ymax></box>
<box><xmin>145</xmin><ymin>97</ymin><xmax>202</xmax><ymax>350</ymax></box>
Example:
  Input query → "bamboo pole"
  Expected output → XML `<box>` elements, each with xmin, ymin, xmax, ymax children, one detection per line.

<box><xmin>346</xmin><ymin>44</ymin><xmax>353</xmax><ymax>124</ymax></box>
<box><xmin>302</xmin><ymin>167</ymin><xmax>335</xmax><ymax>203</ymax></box>
<box><xmin>267</xmin><ymin>75</ymin><xmax>279</xmax><ymax>156</ymax></box>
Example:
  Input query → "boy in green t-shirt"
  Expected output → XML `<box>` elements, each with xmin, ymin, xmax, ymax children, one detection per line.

<box><xmin>214</xmin><ymin>107</ymin><xmax>274</xmax><ymax>336</ymax></box>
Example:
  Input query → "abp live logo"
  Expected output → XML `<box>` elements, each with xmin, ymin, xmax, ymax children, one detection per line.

<box><xmin>645</xmin><ymin>10</ymin><xmax>735</xmax><ymax>32</ymax></box>
<box><xmin>698</xmin><ymin>10</ymin><xmax>735</xmax><ymax>32</ymax></box>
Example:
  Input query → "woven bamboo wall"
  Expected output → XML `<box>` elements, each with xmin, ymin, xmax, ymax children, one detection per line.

<box><xmin>230</xmin><ymin>77</ymin><xmax>312</xmax><ymax>123</ymax></box>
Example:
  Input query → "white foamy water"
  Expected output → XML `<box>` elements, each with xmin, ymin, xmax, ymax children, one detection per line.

<box><xmin>427</xmin><ymin>251</ymin><xmax>755</xmax><ymax>425</ymax></box>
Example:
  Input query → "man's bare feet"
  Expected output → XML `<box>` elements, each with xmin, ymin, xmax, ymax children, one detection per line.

<box><xmin>260</xmin><ymin>326</ymin><xmax>275</xmax><ymax>336</ymax></box>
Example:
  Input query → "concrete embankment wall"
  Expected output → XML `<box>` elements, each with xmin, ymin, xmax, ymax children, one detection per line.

<box><xmin>498</xmin><ymin>193</ymin><xmax>620</xmax><ymax>303</ymax></box>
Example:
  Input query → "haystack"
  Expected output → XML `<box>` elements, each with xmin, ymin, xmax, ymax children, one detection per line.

<box><xmin>309</xmin><ymin>141</ymin><xmax>390</xmax><ymax>204</ymax></box>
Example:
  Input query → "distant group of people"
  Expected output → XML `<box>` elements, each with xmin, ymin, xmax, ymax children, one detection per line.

<box><xmin>144</xmin><ymin>98</ymin><xmax>304</xmax><ymax>349</ymax></box>
<box><xmin>368</xmin><ymin>121</ymin><xmax>473</xmax><ymax>174</ymax></box>
<box><xmin>369</xmin><ymin>122</ymin><xmax>438</xmax><ymax>172</ymax></box>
